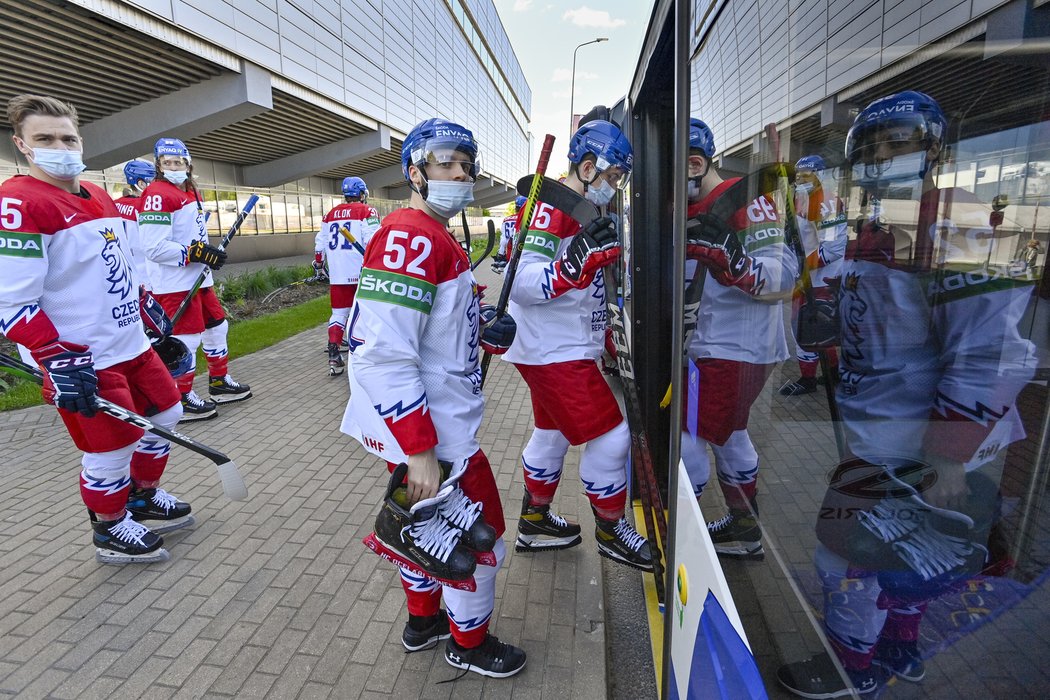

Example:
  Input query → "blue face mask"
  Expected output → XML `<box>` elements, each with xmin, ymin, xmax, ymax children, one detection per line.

<box><xmin>425</xmin><ymin>180</ymin><xmax>475</xmax><ymax>219</ymax></box>
<box><xmin>31</xmin><ymin>148</ymin><xmax>85</xmax><ymax>181</ymax></box>
<box><xmin>585</xmin><ymin>179</ymin><xmax>616</xmax><ymax>207</ymax></box>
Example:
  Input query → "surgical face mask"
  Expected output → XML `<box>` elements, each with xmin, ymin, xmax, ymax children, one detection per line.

<box><xmin>425</xmin><ymin>180</ymin><xmax>474</xmax><ymax>218</ymax></box>
<box><xmin>585</xmin><ymin>179</ymin><xmax>616</xmax><ymax>207</ymax></box>
<box><xmin>687</xmin><ymin>177</ymin><xmax>702</xmax><ymax>201</ymax></box>
<box><xmin>164</xmin><ymin>169</ymin><xmax>189</xmax><ymax>186</ymax></box>
<box><xmin>29</xmin><ymin>148</ymin><xmax>85</xmax><ymax>181</ymax></box>
<box><xmin>795</xmin><ymin>182</ymin><xmax>814</xmax><ymax>195</ymax></box>
<box><xmin>852</xmin><ymin>151</ymin><xmax>927</xmax><ymax>196</ymax></box>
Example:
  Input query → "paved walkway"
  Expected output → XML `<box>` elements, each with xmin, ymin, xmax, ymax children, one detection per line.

<box><xmin>0</xmin><ymin>265</ymin><xmax>615</xmax><ymax>698</ymax></box>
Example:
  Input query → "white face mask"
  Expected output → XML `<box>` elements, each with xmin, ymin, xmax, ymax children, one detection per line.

<box><xmin>853</xmin><ymin>151</ymin><xmax>927</xmax><ymax>196</ymax></box>
<box><xmin>585</xmin><ymin>179</ymin><xmax>616</xmax><ymax>207</ymax></box>
<box><xmin>164</xmin><ymin>170</ymin><xmax>189</xmax><ymax>186</ymax></box>
<box><xmin>795</xmin><ymin>182</ymin><xmax>814</xmax><ymax>195</ymax></box>
<box><xmin>425</xmin><ymin>180</ymin><xmax>474</xmax><ymax>219</ymax></box>
<box><xmin>687</xmin><ymin>178</ymin><xmax>701</xmax><ymax>201</ymax></box>
<box><xmin>29</xmin><ymin>148</ymin><xmax>85</xmax><ymax>181</ymax></box>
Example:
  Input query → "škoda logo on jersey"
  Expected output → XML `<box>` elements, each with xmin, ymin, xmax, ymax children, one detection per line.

<box><xmin>523</xmin><ymin>230</ymin><xmax>558</xmax><ymax>258</ymax></box>
<box><xmin>359</xmin><ymin>269</ymin><xmax>436</xmax><ymax>313</ymax></box>
<box><xmin>0</xmin><ymin>232</ymin><xmax>43</xmax><ymax>258</ymax></box>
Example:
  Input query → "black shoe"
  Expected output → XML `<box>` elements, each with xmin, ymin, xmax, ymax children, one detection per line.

<box><xmin>180</xmin><ymin>390</ymin><xmax>217</xmax><ymax>422</ymax></box>
<box><xmin>327</xmin><ymin>343</ymin><xmax>345</xmax><ymax>376</ymax></box>
<box><xmin>873</xmin><ymin>639</ymin><xmax>925</xmax><ymax>682</ymax></box>
<box><xmin>707</xmin><ymin>510</ymin><xmax>764</xmax><ymax>559</ymax></box>
<box><xmin>126</xmin><ymin>487</ymin><xmax>194</xmax><ymax>534</ymax></box>
<box><xmin>91</xmin><ymin>511</ymin><xmax>169</xmax><ymax>565</ymax></box>
<box><xmin>777</xmin><ymin>654</ymin><xmax>882</xmax><ymax>698</ymax></box>
<box><xmin>516</xmin><ymin>490</ymin><xmax>582</xmax><ymax>552</ymax></box>
<box><xmin>595</xmin><ymin>515</ymin><xmax>654</xmax><ymax>571</ymax></box>
<box><xmin>209</xmin><ymin>375</ymin><xmax>252</xmax><ymax>404</ymax></box>
<box><xmin>402</xmin><ymin>612</ymin><xmax>451</xmax><ymax>652</ymax></box>
<box><xmin>444</xmin><ymin>634</ymin><xmax>526</xmax><ymax>678</ymax></box>
<box><xmin>779</xmin><ymin>377</ymin><xmax>817</xmax><ymax>396</ymax></box>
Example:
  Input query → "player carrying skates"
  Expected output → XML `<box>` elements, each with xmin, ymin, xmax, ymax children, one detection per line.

<box><xmin>778</xmin><ymin>155</ymin><xmax>847</xmax><ymax>396</ymax></box>
<box><xmin>680</xmin><ymin>118</ymin><xmax>799</xmax><ymax>559</ymax></box>
<box><xmin>490</xmin><ymin>195</ymin><xmax>525</xmax><ymax>273</ymax></box>
<box><xmin>503</xmin><ymin>120</ymin><xmax>654</xmax><ymax>571</ymax></box>
<box><xmin>778</xmin><ymin>91</ymin><xmax>1036</xmax><ymax>698</ymax></box>
<box><xmin>0</xmin><ymin>94</ymin><xmax>192</xmax><ymax>564</ymax></box>
<box><xmin>314</xmin><ymin>175</ymin><xmax>380</xmax><ymax>375</ymax></box>
<box><xmin>138</xmin><ymin>137</ymin><xmax>251</xmax><ymax>421</ymax></box>
<box><xmin>113</xmin><ymin>159</ymin><xmax>155</xmax><ymax>289</ymax></box>
<box><xmin>341</xmin><ymin>118</ymin><xmax>525</xmax><ymax>678</ymax></box>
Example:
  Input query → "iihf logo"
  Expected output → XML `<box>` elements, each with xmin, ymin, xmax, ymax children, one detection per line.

<box><xmin>98</xmin><ymin>228</ymin><xmax>132</xmax><ymax>300</ymax></box>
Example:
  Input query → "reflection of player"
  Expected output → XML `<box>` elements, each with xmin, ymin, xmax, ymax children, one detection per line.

<box><xmin>680</xmin><ymin>118</ymin><xmax>798</xmax><ymax>560</ymax></box>
<box><xmin>491</xmin><ymin>195</ymin><xmax>525</xmax><ymax>274</ymax></box>
<box><xmin>779</xmin><ymin>155</ymin><xmax>848</xmax><ymax>396</ymax></box>
<box><xmin>314</xmin><ymin>176</ymin><xmax>380</xmax><ymax>376</ymax></box>
<box><xmin>778</xmin><ymin>91</ymin><xmax>1036</xmax><ymax>698</ymax></box>
<box><xmin>0</xmin><ymin>94</ymin><xmax>192</xmax><ymax>564</ymax></box>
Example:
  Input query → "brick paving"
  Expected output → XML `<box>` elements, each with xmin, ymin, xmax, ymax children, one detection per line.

<box><xmin>0</xmin><ymin>264</ymin><xmax>613</xmax><ymax>698</ymax></box>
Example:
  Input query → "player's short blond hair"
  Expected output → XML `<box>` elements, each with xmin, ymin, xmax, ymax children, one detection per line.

<box><xmin>6</xmin><ymin>94</ymin><xmax>80</xmax><ymax>137</ymax></box>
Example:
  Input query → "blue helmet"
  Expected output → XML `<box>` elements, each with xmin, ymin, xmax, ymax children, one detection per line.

<box><xmin>845</xmin><ymin>91</ymin><xmax>946</xmax><ymax>168</ymax></box>
<box><xmin>515</xmin><ymin>195</ymin><xmax>526</xmax><ymax>210</ymax></box>
<box><xmin>796</xmin><ymin>155</ymin><xmax>825</xmax><ymax>173</ymax></box>
<box><xmin>154</xmin><ymin>137</ymin><xmax>190</xmax><ymax>161</ymax></box>
<box><xmin>689</xmin><ymin>118</ymin><xmax>716</xmax><ymax>158</ymax></box>
<box><xmin>124</xmin><ymin>159</ymin><xmax>155</xmax><ymax>186</ymax></box>
<box><xmin>567</xmin><ymin>120</ymin><xmax>633</xmax><ymax>175</ymax></box>
<box><xmin>342</xmin><ymin>176</ymin><xmax>368</xmax><ymax>198</ymax></box>
<box><xmin>401</xmin><ymin>118</ymin><xmax>480</xmax><ymax>183</ymax></box>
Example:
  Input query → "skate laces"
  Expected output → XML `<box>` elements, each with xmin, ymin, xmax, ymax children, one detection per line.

<box><xmin>185</xmin><ymin>390</ymin><xmax>207</xmax><ymax>407</ymax></box>
<box><xmin>404</xmin><ymin>513</ymin><xmax>464</xmax><ymax>563</ymax></box>
<box><xmin>707</xmin><ymin>513</ymin><xmax>733</xmax><ymax>532</ymax></box>
<box><xmin>859</xmin><ymin>500</ymin><xmax>983</xmax><ymax>581</ymax></box>
<box><xmin>614</xmin><ymin>518</ymin><xmax>647</xmax><ymax>552</ymax></box>
<box><xmin>108</xmin><ymin>513</ymin><xmax>153</xmax><ymax>545</ymax></box>
<box><xmin>150</xmin><ymin>488</ymin><xmax>179</xmax><ymax>511</ymax></box>
<box><xmin>438</xmin><ymin>488</ymin><xmax>483</xmax><ymax>529</ymax></box>
<box><xmin>544</xmin><ymin>509</ymin><xmax>569</xmax><ymax>527</ymax></box>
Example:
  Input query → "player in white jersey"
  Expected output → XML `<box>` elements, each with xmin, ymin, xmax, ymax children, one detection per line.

<box><xmin>138</xmin><ymin>138</ymin><xmax>251</xmax><ymax>421</ymax></box>
<box><xmin>778</xmin><ymin>155</ymin><xmax>848</xmax><ymax>396</ymax></box>
<box><xmin>0</xmin><ymin>94</ymin><xmax>193</xmax><ymax>564</ymax></box>
<box><xmin>341</xmin><ymin>118</ymin><xmax>525</xmax><ymax>678</ymax></box>
<box><xmin>313</xmin><ymin>175</ymin><xmax>380</xmax><ymax>375</ymax></box>
<box><xmin>778</xmin><ymin>91</ymin><xmax>1036</xmax><ymax>698</ymax></box>
<box><xmin>113</xmin><ymin>160</ymin><xmax>155</xmax><ymax>290</ymax></box>
<box><xmin>490</xmin><ymin>195</ymin><xmax>524</xmax><ymax>273</ymax></box>
<box><xmin>503</xmin><ymin>120</ymin><xmax>653</xmax><ymax>571</ymax></box>
<box><xmin>680</xmin><ymin>118</ymin><xmax>799</xmax><ymax>560</ymax></box>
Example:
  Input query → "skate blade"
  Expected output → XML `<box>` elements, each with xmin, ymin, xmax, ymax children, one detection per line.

<box><xmin>597</xmin><ymin>547</ymin><xmax>655</xmax><ymax>572</ymax></box>
<box><xmin>95</xmin><ymin>547</ymin><xmax>171</xmax><ymax>565</ymax></box>
<box><xmin>179</xmin><ymin>411</ymin><xmax>217</xmax><ymax>422</ymax></box>
<box><xmin>210</xmin><ymin>391</ymin><xmax>252</xmax><ymax>404</ymax></box>
<box><xmin>135</xmin><ymin>514</ymin><xmax>195</xmax><ymax>535</ymax></box>
<box><xmin>363</xmin><ymin>533</ymin><xmax>478</xmax><ymax>591</ymax></box>
<box><xmin>713</xmin><ymin>545</ymin><xmax>765</xmax><ymax>561</ymax></box>
<box><xmin>515</xmin><ymin>534</ymin><xmax>583</xmax><ymax>552</ymax></box>
<box><xmin>329</xmin><ymin>367</ymin><xmax>344</xmax><ymax>376</ymax></box>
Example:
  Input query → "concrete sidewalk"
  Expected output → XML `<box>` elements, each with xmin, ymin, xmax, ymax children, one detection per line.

<box><xmin>0</xmin><ymin>293</ymin><xmax>615</xmax><ymax>697</ymax></box>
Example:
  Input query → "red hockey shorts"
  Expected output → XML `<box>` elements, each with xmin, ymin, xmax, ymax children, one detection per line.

<box><xmin>684</xmin><ymin>357</ymin><xmax>775</xmax><ymax>446</ymax></box>
<box><xmin>330</xmin><ymin>283</ymin><xmax>357</xmax><ymax>308</ymax></box>
<box><xmin>154</xmin><ymin>286</ymin><xmax>226</xmax><ymax>335</ymax></box>
<box><xmin>515</xmin><ymin>359</ymin><xmax>624</xmax><ymax>445</ymax></box>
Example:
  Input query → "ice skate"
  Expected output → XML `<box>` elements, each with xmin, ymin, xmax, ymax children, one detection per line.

<box><xmin>779</xmin><ymin>377</ymin><xmax>817</xmax><ymax>396</ymax></box>
<box><xmin>402</xmin><ymin>611</ymin><xmax>451</xmax><ymax>652</ymax></box>
<box><xmin>445</xmin><ymin>633</ymin><xmax>526</xmax><ymax>678</ymax></box>
<box><xmin>91</xmin><ymin>511</ymin><xmax>169</xmax><ymax>565</ymax></box>
<box><xmin>435</xmin><ymin>460</ymin><xmax>496</xmax><ymax>552</ymax></box>
<box><xmin>208</xmin><ymin>374</ymin><xmax>252</xmax><ymax>403</ymax></box>
<box><xmin>179</xmin><ymin>390</ymin><xmax>217</xmax><ymax>422</ymax></box>
<box><xmin>516</xmin><ymin>489</ymin><xmax>582</xmax><ymax>552</ymax></box>
<box><xmin>126</xmin><ymin>486</ymin><xmax>194</xmax><ymax>534</ymax></box>
<box><xmin>707</xmin><ymin>510</ymin><xmax>764</xmax><ymax>560</ymax></box>
<box><xmin>595</xmin><ymin>515</ymin><xmax>654</xmax><ymax>571</ymax></box>
<box><xmin>327</xmin><ymin>342</ymin><xmax>345</xmax><ymax>376</ymax></box>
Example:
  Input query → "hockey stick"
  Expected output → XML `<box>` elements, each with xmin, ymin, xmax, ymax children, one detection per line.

<box><xmin>171</xmin><ymin>194</ymin><xmax>260</xmax><ymax>325</ymax></box>
<box><xmin>338</xmin><ymin>224</ymin><xmax>367</xmax><ymax>255</ymax></box>
<box><xmin>260</xmin><ymin>272</ymin><xmax>327</xmax><ymax>305</ymax></box>
<box><xmin>471</xmin><ymin>219</ymin><xmax>498</xmax><ymax>271</ymax></box>
<box><xmin>479</xmin><ymin>134</ymin><xmax>556</xmax><ymax>385</ymax></box>
<box><xmin>461</xmin><ymin>210</ymin><xmax>472</xmax><ymax>256</ymax></box>
<box><xmin>0</xmin><ymin>353</ymin><xmax>248</xmax><ymax>501</ymax></box>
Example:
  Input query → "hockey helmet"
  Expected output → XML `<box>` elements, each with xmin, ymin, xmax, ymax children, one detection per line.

<box><xmin>845</xmin><ymin>91</ymin><xmax>946</xmax><ymax>168</ymax></box>
<box><xmin>154</xmin><ymin>137</ymin><xmax>191</xmax><ymax>162</ymax></box>
<box><xmin>342</xmin><ymin>176</ymin><xmax>368</xmax><ymax>198</ymax></box>
<box><xmin>515</xmin><ymin>195</ymin><xmax>526</xmax><ymax>210</ymax></box>
<box><xmin>796</xmin><ymin>155</ymin><xmax>826</xmax><ymax>173</ymax></box>
<box><xmin>401</xmin><ymin>118</ymin><xmax>481</xmax><ymax>183</ymax></box>
<box><xmin>123</xmin><ymin>160</ymin><xmax>156</xmax><ymax>186</ymax></box>
<box><xmin>568</xmin><ymin>120</ymin><xmax>633</xmax><ymax>183</ymax></box>
<box><xmin>152</xmin><ymin>336</ymin><xmax>193</xmax><ymax>379</ymax></box>
<box><xmin>689</xmin><ymin>118</ymin><xmax>716</xmax><ymax>158</ymax></box>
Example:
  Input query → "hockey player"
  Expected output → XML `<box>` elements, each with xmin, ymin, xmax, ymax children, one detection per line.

<box><xmin>0</xmin><ymin>94</ymin><xmax>192</xmax><ymax>564</ymax></box>
<box><xmin>138</xmin><ymin>137</ymin><xmax>251</xmax><ymax>421</ymax></box>
<box><xmin>491</xmin><ymin>195</ymin><xmax>525</xmax><ymax>273</ymax></box>
<box><xmin>341</xmin><ymin>118</ymin><xmax>525</xmax><ymax>678</ymax></box>
<box><xmin>778</xmin><ymin>155</ymin><xmax>847</xmax><ymax>396</ymax></box>
<box><xmin>113</xmin><ymin>160</ymin><xmax>155</xmax><ymax>290</ymax></box>
<box><xmin>314</xmin><ymin>175</ymin><xmax>380</xmax><ymax>375</ymax></box>
<box><xmin>502</xmin><ymin>120</ymin><xmax>654</xmax><ymax>571</ymax></box>
<box><xmin>680</xmin><ymin>117</ymin><xmax>799</xmax><ymax>559</ymax></box>
<box><xmin>778</xmin><ymin>91</ymin><xmax>1036</xmax><ymax>697</ymax></box>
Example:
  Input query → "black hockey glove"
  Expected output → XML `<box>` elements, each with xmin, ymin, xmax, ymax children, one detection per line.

<box><xmin>686</xmin><ymin>214</ymin><xmax>751</xmax><ymax>285</ymax></box>
<box><xmin>479</xmin><ymin>304</ymin><xmax>516</xmax><ymax>355</ymax></box>
<box><xmin>187</xmin><ymin>240</ymin><xmax>227</xmax><ymax>269</ymax></box>
<box><xmin>139</xmin><ymin>288</ymin><xmax>172</xmax><ymax>343</ymax></box>
<box><xmin>31</xmin><ymin>341</ymin><xmax>98</xmax><ymax>417</ymax></box>
<box><xmin>558</xmin><ymin>216</ymin><xmax>619</xmax><ymax>289</ymax></box>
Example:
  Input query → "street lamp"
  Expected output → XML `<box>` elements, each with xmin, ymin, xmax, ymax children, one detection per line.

<box><xmin>570</xmin><ymin>37</ymin><xmax>609</xmax><ymax>135</ymax></box>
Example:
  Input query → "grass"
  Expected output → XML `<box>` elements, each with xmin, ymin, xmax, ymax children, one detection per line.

<box><xmin>0</xmin><ymin>378</ymin><xmax>40</xmax><ymax>412</ymax></box>
<box><xmin>216</xmin><ymin>264</ymin><xmax>315</xmax><ymax>304</ymax></box>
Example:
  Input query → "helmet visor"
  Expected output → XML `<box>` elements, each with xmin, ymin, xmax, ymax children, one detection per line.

<box><xmin>846</xmin><ymin>114</ymin><xmax>933</xmax><ymax>167</ymax></box>
<box><xmin>412</xmin><ymin>136</ymin><xmax>481</xmax><ymax>181</ymax></box>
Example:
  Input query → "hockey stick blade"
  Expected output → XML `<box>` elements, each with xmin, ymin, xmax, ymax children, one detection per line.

<box><xmin>515</xmin><ymin>175</ymin><xmax>599</xmax><ymax>226</ymax></box>
<box><xmin>471</xmin><ymin>219</ymin><xmax>498</xmax><ymax>271</ymax></box>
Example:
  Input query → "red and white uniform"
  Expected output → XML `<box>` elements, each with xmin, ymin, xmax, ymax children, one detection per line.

<box><xmin>315</xmin><ymin>201</ymin><xmax>380</xmax><ymax>345</ymax></box>
<box><xmin>499</xmin><ymin>213</ymin><xmax>516</xmax><ymax>259</ymax></box>
<box><xmin>113</xmin><ymin>193</ymin><xmax>151</xmax><ymax>289</ymax></box>
<box><xmin>340</xmin><ymin>207</ymin><xmax>505</xmax><ymax>650</ymax></box>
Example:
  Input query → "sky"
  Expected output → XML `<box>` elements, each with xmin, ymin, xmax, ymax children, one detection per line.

<box><xmin>491</xmin><ymin>0</ymin><xmax>655</xmax><ymax>167</ymax></box>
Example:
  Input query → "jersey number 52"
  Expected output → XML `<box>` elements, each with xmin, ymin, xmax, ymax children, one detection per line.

<box><xmin>382</xmin><ymin>230</ymin><xmax>431</xmax><ymax>275</ymax></box>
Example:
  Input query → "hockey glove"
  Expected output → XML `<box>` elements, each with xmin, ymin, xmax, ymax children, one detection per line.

<box><xmin>139</xmin><ymin>289</ymin><xmax>173</xmax><ymax>343</ymax></box>
<box><xmin>31</xmin><ymin>341</ymin><xmax>98</xmax><ymax>417</ymax></box>
<box><xmin>686</xmin><ymin>214</ymin><xmax>752</xmax><ymax>288</ymax></box>
<box><xmin>558</xmin><ymin>216</ymin><xmax>620</xmax><ymax>289</ymax></box>
<box><xmin>479</xmin><ymin>304</ymin><xmax>516</xmax><ymax>355</ymax></box>
<box><xmin>313</xmin><ymin>251</ymin><xmax>325</xmax><ymax>276</ymax></box>
<box><xmin>187</xmin><ymin>240</ymin><xmax>227</xmax><ymax>270</ymax></box>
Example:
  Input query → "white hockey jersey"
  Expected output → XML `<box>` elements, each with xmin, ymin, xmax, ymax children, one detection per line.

<box><xmin>137</xmin><ymin>180</ymin><xmax>212</xmax><ymax>294</ymax></box>
<box><xmin>114</xmin><ymin>193</ymin><xmax>151</xmax><ymax>290</ymax></box>
<box><xmin>502</xmin><ymin>202</ymin><xmax>607</xmax><ymax>365</ymax></box>
<box><xmin>0</xmin><ymin>175</ymin><xmax>149</xmax><ymax>369</ymax></box>
<box><xmin>341</xmin><ymin>208</ymin><xmax>484</xmax><ymax>463</ymax></box>
<box><xmin>796</xmin><ymin>188</ymin><xmax>848</xmax><ymax>288</ymax></box>
<box><xmin>315</xmin><ymin>201</ymin><xmax>380</xmax><ymax>285</ymax></box>
<box><xmin>500</xmin><ymin>214</ymin><xmax>517</xmax><ymax>259</ymax></box>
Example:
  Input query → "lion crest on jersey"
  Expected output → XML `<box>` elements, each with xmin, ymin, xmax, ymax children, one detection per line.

<box><xmin>99</xmin><ymin>228</ymin><xmax>133</xmax><ymax>300</ymax></box>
